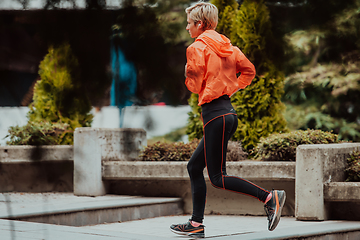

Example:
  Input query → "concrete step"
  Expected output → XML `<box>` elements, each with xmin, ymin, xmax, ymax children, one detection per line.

<box><xmin>0</xmin><ymin>193</ymin><xmax>183</xmax><ymax>226</ymax></box>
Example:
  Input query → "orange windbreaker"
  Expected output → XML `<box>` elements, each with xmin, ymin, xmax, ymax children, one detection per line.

<box><xmin>185</xmin><ymin>30</ymin><xmax>256</xmax><ymax>106</ymax></box>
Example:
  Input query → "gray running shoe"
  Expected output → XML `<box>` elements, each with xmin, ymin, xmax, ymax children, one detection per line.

<box><xmin>170</xmin><ymin>220</ymin><xmax>205</xmax><ymax>238</ymax></box>
<box><xmin>264</xmin><ymin>190</ymin><xmax>286</xmax><ymax>231</ymax></box>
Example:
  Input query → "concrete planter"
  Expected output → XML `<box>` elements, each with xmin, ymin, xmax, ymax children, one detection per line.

<box><xmin>2</xmin><ymin>137</ymin><xmax>360</xmax><ymax>220</ymax></box>
<box><xmin>0</xmin><ymin>145</ymin><xmax>73</xmax><ymax>192</ymax></box>
<box><xmin>103</xmin><ymin>161</ymin><xmax>296</xmax><ymax>216</ymax></box>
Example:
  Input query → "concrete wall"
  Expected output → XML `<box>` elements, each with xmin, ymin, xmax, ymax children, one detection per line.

<box><xmin>103</xmin><ymin>161</ymin><xmax>296</xmax><ymax>216</ymax></box>
<box><xmin>0</xmin><ymin>146</ymin><xmax>73</xmax><ymax>192</ymax></box>
<box><xmin>2</xmin><ymin>140</ymin><xmax>360</xmax><ymax>220</ymax></box>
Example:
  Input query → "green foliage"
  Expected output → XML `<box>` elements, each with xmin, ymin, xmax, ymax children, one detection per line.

<box><xmin>231</xmin><ymin>0</ymin><xmax>272</xmax><ymax>74</ymax></box>
<box><xmin>283</xmin><ymin>61</ymin><xmax>360</xmax><ymax>142</ymax></box>
<box><xmin>283</xmin><ymin>1</ymin><xmax>360</xmax><ymax>142</ymax></box>
<box><xmin>139</xmin><ymin>139</ymin><xmax>248</xmax><ymax>161</ymax></box>
<box><xmin>27</xmin><ymin>43</ymin><xmax>93</xmax><ymax>145</ymax></box>
<box><xmin>345</xmin><ymin>150</ymin><xmax>360</xmax><ymax>182</ymax></box>
<box><xmin>231</xmin><ymin>69</ymin><xmax>288</xmax><ymax>151</ymax></box>
<box><xmin>6</xmin><ymin>121</ymin><xmax>70</xmax><ymax>145</ymax></box>
<box><xmin>230</xmin><ymin>0</ymin><xmax>288</xmax><ymax>151</ymax></box>
<box><xmin>211</xmin><ymin>0</ymin><xmax>238</xmax><ymax>38</ymax></box>
<box><xmin>253</xmin><ymin>129</ymin><xmax>340</xmax><ymax>161</ymax></box>
<box><xmin>186</xmin><ymin>93</ymin><xmax>203</xmax><ymax>141</ymax></box>
<box><xmin>140</xmin><ymin>139</ymin><xmax>200</xmax><ymax>161</ymax></box>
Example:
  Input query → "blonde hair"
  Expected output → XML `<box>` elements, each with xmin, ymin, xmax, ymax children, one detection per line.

<box><xmin>185</xmin><ymin>1</ymin><xmax>218</xmax><ymax>30</ymax></box>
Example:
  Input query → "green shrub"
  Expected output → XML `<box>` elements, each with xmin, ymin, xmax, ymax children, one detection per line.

<box><xmin>6</xmin><ymin>121</ymin><xmax>70</xmax><ymax>146</ymax></box>
<box><xmin>139</xmin><ymin>139</ymin><xmax>248</xmax><ymax>161</ymax></box>
<box><xmin>211</xmin><ymin>0</ymin><xmax>238</xmax><ymax>38</ymax></box>
<box><xmin>140</xmin><ymin>139</ymin><xmax>200</xmax><ymax>161</ymax></box>
<box><xmin>253</xmin><ymin>129</ymin><xmax>340</xmax><ymax>161</ymax></box>
<box><xmin>227</xmin><ymin>141</ymin><xmax>249</xmax><ymax>161</ymax></box>
<box><xmin>27</xmin><ymin>43</ymin><xmax>93</xmax><ymax>145</ymax></box>
<box><xmin>345</xmin><ymin>150</ymin><xmax>360</xmax><ymax>182</ymax></box>
<box><xmin>186</xmin><ymin>93</ymin><xmax>203</xmax><ymax>141</ymax></box>
<box><xmin>230</xmin><ymin>0</ymin><xmax>288</xmax><ymax>151</ymax></box>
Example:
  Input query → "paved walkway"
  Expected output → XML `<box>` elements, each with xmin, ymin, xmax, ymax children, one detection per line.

<box><xmin>1</xmin><ymin>215</ymin><xmax>360</xmax><ymax>240</ymax></box>
<box><xmin>0</xmin><ymin>193</ymin><xmax>360</xmax><ymax>239</ymax></box>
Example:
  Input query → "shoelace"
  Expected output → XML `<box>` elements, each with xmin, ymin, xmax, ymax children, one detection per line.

<box><xmin>264</xmin><ymin>205</ymin><xmax>275</xmax><ymax>221</ymax></box>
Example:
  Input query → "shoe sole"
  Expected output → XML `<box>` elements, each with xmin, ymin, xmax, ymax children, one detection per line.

<box><xmin>269</xmin><ymin>190</ymin><xmax>286</xmax><ymax>231</ymax></box>
<box><xmin>170</xmin><ymin>228</ymin><xmax>205</xmax><ymax>238</ymax></box>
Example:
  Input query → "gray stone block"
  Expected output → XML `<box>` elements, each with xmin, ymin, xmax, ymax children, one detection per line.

<box><xmin>73</xmin><ymin>128</ymin><xmax>146</xmax><ymax>196</ymax></box>
<box><xmin>295</xmin><ymin>143</ymin><xmax>360</xmax><ymax>221</ymax></box>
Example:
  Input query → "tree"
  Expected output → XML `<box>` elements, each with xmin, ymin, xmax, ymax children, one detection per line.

<box><xmin>283</xmin><ymin>0</ymin><xmax>360</xmax><ymax>142</ymax></box>
<box><xmin>28</xmin><ymin>43</ymin><xmax>93</xmax><ymax>144</ymax></box>
<box><xmin>230</xmin><ymin>0</ymin><xmax>287</xmax><ymax>151</ymax></box>
<box><xmin>210</xmin><ymin>0</ymin><xmax>238</xmax><ymax>38</ymax></box>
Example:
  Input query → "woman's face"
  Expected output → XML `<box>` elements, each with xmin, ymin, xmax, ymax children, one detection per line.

<box><xmin>186</xmin><ymin>14</ymin><xmax>203</xmax><ymax>38</ymax></box>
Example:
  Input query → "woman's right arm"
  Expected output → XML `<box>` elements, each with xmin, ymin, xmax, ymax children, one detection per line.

<box><xmin>235</xmin><ymin>47</ymin><xmax>256</xmax><ymax>89</ymax></box>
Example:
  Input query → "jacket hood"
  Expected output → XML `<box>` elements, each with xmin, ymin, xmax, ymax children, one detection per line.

<box><xmin>196</xmin><ymin>30</ymin><xmax>233</xmax><ymax>57</ymax></box>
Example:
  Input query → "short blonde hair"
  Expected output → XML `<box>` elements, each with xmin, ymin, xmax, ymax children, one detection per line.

<box><xmin>185</xmin><ymin>1</ymin><xmax>218</xmax><ymax>30</ymax></box>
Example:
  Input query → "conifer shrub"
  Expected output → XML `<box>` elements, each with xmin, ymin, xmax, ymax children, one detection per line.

<box><xmin>139</xmin><ymin>139</ymin><xmax>248</xmax><ymax>161</ymax></box>
<box><xmin>210</xmin><ymin>0</ymin><xmax>238</xmax><ymax>38</ymax></box>
<box><xmin>26</xmin><ymin>43</ymin><xmax>93</xmax><ymax>145</ymax></box>
<box><xmin>186</xmin><ymin>93</ymin><xmax>203</xmax><ymax>141</ymax></box>
<box><xmin>230</xmin><ymin>0</ymin><xmax>288</xmax><ymax>151</ymax></box>
<box><xmin>345</xmin><ymin>150</ymin><xmax>360</xmax><ymax>182</ymax></box>
<box><xmin>253</xmin><ymin>129</ymin><xmax>340</xmax><ymax>161</ymax></box>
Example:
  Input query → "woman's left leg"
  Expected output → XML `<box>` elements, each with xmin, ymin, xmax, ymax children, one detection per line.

<box><xmin>203</xmin><ymin>114</ymin><xmax>270</xmax><ymax>202</ymax></box>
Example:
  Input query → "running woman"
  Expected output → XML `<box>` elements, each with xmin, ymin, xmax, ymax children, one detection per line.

<box><xmin>170</xmin><ymin>2</ymin><xmax>286</xmax><ymax>238</ymax></box>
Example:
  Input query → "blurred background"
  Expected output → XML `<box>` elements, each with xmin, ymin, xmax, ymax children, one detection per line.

<box><xmin>0</xmin><ymin>0</ymin><xmax>359</xmax><ymax>146</ymax></box>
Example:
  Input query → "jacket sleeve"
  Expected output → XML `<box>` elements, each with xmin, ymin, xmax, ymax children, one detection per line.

<box><xmin>185</xmin><ymin>45</ymin><xmax>205</xmax><ymax>94</ymax></box>
<box><xmin>235</xmin><ymin>47</ymin><xmax>256</xmax><ymax>89</ymax></box>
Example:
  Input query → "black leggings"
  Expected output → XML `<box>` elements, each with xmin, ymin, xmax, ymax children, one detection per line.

<box><xmin>187</xmin><ymin>97</ymin><xmax>270</xmax><ymax>223</ymax></box>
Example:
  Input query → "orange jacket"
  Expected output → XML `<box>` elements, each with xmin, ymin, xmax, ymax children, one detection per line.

<box><xmin>185</xmin><ymin>30</ymin><xmax>256</xmax><ymax>106</ymax></box>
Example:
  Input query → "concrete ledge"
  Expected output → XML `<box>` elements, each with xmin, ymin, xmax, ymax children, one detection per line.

<box><xmin>0</xmin><ymin>145</ymin><xmax>73</xmax><ymax>162</ymax></box>
<box><xmin>102</xmin><ymin>161</ymin><xmax>296</xmax><ymax>181</ymax></box>
<box><xmin>104</xmin><ymin>161</ymin><xmax>296</xmax><ymax>216</ymax></box>
<box><xmin>227</xmin><ymin>221</ymin><xmax>360</xmax><ymax>240</ymax></box>
<box><xmin>0</xmin><ymin>146</ymin><xmax>73</xmax><ymax>192</ymax></box>
<box><xmin>1</xmin><ymin>195</ymin><xmax>183</xmax><ymax>226</ymax></box>
<box><xmin>324</xmin><ymin>182</ymin><xmax>360</xmax><ymax>202</ymax></box>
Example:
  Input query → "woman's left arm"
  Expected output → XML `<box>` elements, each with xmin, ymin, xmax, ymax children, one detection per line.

<box><xmin>185</xmin><ymin>45</ymin><xmax>206</xmax><ymax>94</ymax></box>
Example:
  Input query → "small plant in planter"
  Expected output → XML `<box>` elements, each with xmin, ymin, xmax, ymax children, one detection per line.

<box><xmin>345</xmin><ymin>150</ymin><xmax>360</xmax><ymax>182</ymax></box>
<box><xmin>252</xmin><ymin>129</ymin><xmax>340</xmax><ymax>161</ymax></box>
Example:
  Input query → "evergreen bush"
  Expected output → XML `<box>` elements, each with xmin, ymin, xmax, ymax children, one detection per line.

<box><xmin>345</xmin><ymin>150</ymin><xmax>360</xmax><ymax>182</ymax></box>
<box><xmin>210</xmin><ymin>0</ymin><xmax>238</xmax><ymax>38</ymax></box>
<box><xmin>253</xmin><ymin>129</ymin><xmax>340</xmax><ymax>161</ymax></box>
<box><xmin>27</xmin><ymin>43</ymin><xmax>93</xmax><ymax>145</ymax></box>
<box><xmin>230</xmin><ymin>0</ymin><xmax>288</xmax><ymax>151</ymax></box>
<box><xmin>186</xmin><ymin>93</ymin><xmax>203</xmax><ymax>141</ymax></box>
<box><xmin>139</xmin><ymin>139</ymin><xmax>248</xmax><ymax>161</ymax></box>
